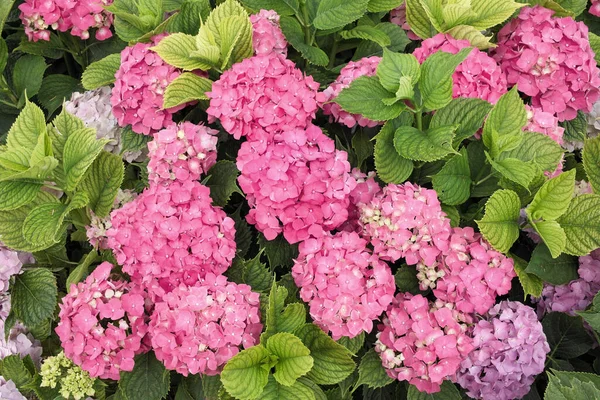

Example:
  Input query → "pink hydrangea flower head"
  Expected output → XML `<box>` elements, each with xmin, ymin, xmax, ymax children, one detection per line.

<box><xmin>106</xmin><ymin>181</ymin><xmax>236</xmax><ymax>292</ymax></box>
<box><xmin>0</xmin><ymin>245</ymin><xmax>34</xmax><ymax>292</ymax></box>
<box><xmin>0</xmin><ymin>378</ymin><xmax>26</xmax><ymax>400</ymax></box>
<box><xmin>207</xmin><ymin>53</ymin><xmax>320</xmax><ymax>140</ymax></box>
<box><xmin>111</xmin><ymin>35</ymin><xmax>187</xmax><ymax>136</ymax></box>
<box><xmin>250</xmin><ymin>10</ymin><xmax>287</xmax><ymax>56</ymax></box>
<box><xmin>431</xmin><ymin>227</ymin><xmax>516</xmax><ymax>315</ymax></box>
<box><xmin>524</xmin><ymin>105</ymin><xmax>565</xmax><ymax>144</ymax></box>
<box><xmin>316</xmin><ymin>57</ymin><xmax>382</xmax><ymax>128</ymax></box>
<box><xmin>592</xmin><ymin>0</ymin><xmax>600</xmax><ymax>17</ymax></box>
<box><xmin>494</xmin><ymin>6</ymin><xmax>600</xmax><ymax>121</ymax></box>
<box><xmin>375</xmin><ymin>294</ymin><xmax>474</xmax><ymax>394</ymax></box>
<box><xmin>340</xmin><ymin>169</ymin><xmax>382</xmax><ymax>232</ymax></box>
<box><xmin>414</xmin><ymin>34</ymin><xmax>508</xmax><ymax>104</ymax></box>
<box><xmin>19</xmin><ymin>0</ymin><xmax>114</xmax><ymax>42</ymax></box>
<box><xmin>457</xmin><ymin>301</ymin><xmax>549</xmax><ymax>400</ymax></box>
<box><xmin>149</xmin><ymin>274</ymin><xmax>262</xmax><ymax>376</ymax></box>
<box><xmin>86</xmin><ymin>189</ymin><xmax>138</xmax><ymax>250</ymax></box>
<box><xmin>148</xmin><ymin>122</ymin><xmax>218</xmax><ymax>184</ymax></box>
<box><xmin>292</xmin><ymin>231</ymin><xmax>395</xmax><ymax>339</ymax></box>
<box><xmin>358</xmin><ymin>182</ymin><xmax>451</xmax><ymax>265</ymax></box>
<box><xmin>390</xmin><ymin>3</ymin><xmax>420</xmax><ymax>41</ymax></box>
<box><xmin>55</xmin><ymin>262</ymin><xmax>150</xmax><ymax>380</ymax></box>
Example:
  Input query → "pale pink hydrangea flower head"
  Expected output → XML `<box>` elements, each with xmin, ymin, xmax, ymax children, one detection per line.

<box><xmin>292</xmin><ymin>231</ymin><xmax>395</xmax><ymax>339</ymax></box>
<box><xmin>456</xmin><ymin>301</ymin><xmax>549</xmax><ymax>400</ymax></box>
<box><xmin>524</xmin><ymin>105</ymin><xmax>565</xmax><ymax>144</ymax></box>
<box><xmin>0</xmin><ymin>245</ymin><xmax>34</xmax><ymax>293</ymax></box>
<box><xmin>317</xmin><ymin>57</ymin><xmax>382</xmax><ymax>128</ymax></box>
<box><xmin>414</xmin><ymin>34</ymin><xmax>508</xmax><ymax>104</ymax></box>
<box><xmin>55</xmin><ymin>262</ymin><xmax>150</xmax><ymax>380</ymax></box>
<box><xmin>149</xmin><ymin>274</ymin><xmax>262</xmax><ymax>376</ymax></box>
<box><xmin>250</xmin><ymin>10</ymin><xmax>287</xmax><ymax>56</ymax></box>
<box><xmin>390</xmin><ymin>2</ymin><xmax>420</xmax><ymax>41</ymax></box>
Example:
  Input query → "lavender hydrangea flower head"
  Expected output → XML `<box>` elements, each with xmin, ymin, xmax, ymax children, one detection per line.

<box><xmin>0</xmin><ymin>246</ymin><xmax>34</xmax><ymax>293</ymax></box>
<box><xmin>0</xmin><ymin>378</ymin><xmax>26</xmax><ymax>400</ymax></box>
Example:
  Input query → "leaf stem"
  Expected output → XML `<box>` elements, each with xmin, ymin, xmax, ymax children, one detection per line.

<box><xmin>415</xmin><ymin>111</ymin><xmax>423</xmax><ymax>131</ymax></box>
<box><xmin>328</xmin><ymin>36</ymin><xmax>339</xmax><ymax>69</ymax></box>
<box><xmin>475</xmin><ymin>173</ymin><xmax>494</xmax><ymax>186</ymax></box>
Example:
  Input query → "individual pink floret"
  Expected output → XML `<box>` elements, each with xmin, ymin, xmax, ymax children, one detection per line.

<box><xmin>250</xmin><ymin>10</ymin><xmax>287</xmax><ymax>57</ymax></box>
<box><xmin>524</xmin><ymin>105</ymin><xmax>565</xmax><ymax>144</ymax></box>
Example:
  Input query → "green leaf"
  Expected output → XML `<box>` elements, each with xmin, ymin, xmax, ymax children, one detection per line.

<box><xmin>356</xmin><ymin>349</ymin><xmax>393</xmax><ymax>389</ymax></box>
<box><xmin>204</xmin><ymin>0</ymin><xmax>248</xmax><ymax>43</ymax></box>
<box><xmin>168</xmin><ymin>0</ymin><xmax>211</xmax><ymax>35</ymax></box>
<box><xmin>257</xmin><ymin>234</ymin><xmax>299</xmax><ymax>269</ymax></box>
<box><xmin>11</xmin><ymin>268</ymin><xmax>57</xmax><ymax>327</ymax></box>
<box><xmin>546</xmin><ymin>371</ymin><xmax>600</xmax><ymax>400</ymax></box>
<box><xmin>66</xmin><ymin>251</ymin><xmax>99</xmax><ymax>291</ymax></box>
<box><xmin>313</xmin><ymin>0</ymin><xmax>369</xmax><ymax>30</ymax></box>
<box><xmin>512</xmin><ymin>254</ymin><xmax>543</xmax><ymax>299</ymax></box>
<box><xmin>263</xmin><ymin>282</ymin><xmax>306</xmax><ymax>341</ymax></box>
<box><xmin>206</xmin><ymin>160</ymin><xmax>241</xmax><ymax>207</ymax></box>
<box><xmin>553</xmin><ymin>0</ymin><xmax>587</xmax><ymax>16</ymax></box>
<box><xmin>151</xmin><ymin>33</ymin><xmax>211</xmax><ymax>71</ymax></box>
<box><xmin>499</xmin><ymin>131</ymin><xmax>563</xmax><ymax>173</ymax></box>
<box><xmin>557</xmin><ymin>194</ymin><xmax>600</xmax><ymax>256</ymax></box>
<box><xmin>240</xmin><ymin>0</ymin><xmax>297</xmax><ymax>15</ymax></box>
<box><xmin>376</xmin><ymin>49</ymin><xmax>420</xmax><ymax>93</ymax></box>
<box><xmin>445</xmin><ymin>25</ymin><xmax>495</xmax><ymax>50</ymax></box>
<box><xmin>488</xmin><ymin>157</ymin><xmax>539</xmax><ymax>189</ymax></box>
<box><xmin>1</xmin><ymin>355</ymin><xmax>33</xmax><ymax>389</ymax></box>
<box><xmin>22</xmin><ymin>202</ymin><xmax>68</xmax><ymax>248</ymax></box>
<box><xmin>267</xmin><ymin>332</ymin><xmax>314</xmax><ymax>386</ymax></box>
<box><xmin>589</xmin><ymin>32</ymin><xmax>600</xmax><ymax>65</ymax></box>
<box><xmin>221</xmin><ymin>345</ymin><xmax>271</xmax><ymax>400</ymax></box>
<box><xmin>405</xmin><ymin>0</ymin><xmax>436</xmax><ymax>39</ymax></box>
<box><xmin>279</xmin><ymin>16</ymin><xmax>328</xmax><ymax>66</ymax></box>
<box><xmin>0</xmin><ymin>0</ymin><xmax>16</xmax><ymax>33</ymax></box>
<box><xmin>525</xmin><ymin>243</ymin><xmax>578</xmax><ymax>285</ymax></box>
<box><xmin>432</xmin><ymin>148</ymin><xmax>471</xmax><ymax>205</ymax></box>
<box><xmin>81</xmin><ymin>54</ymin><xmax>121</xmax><ymax>90</ymax></box>
<box><xmin>337</xmin><ymin>333</ymin><xmax>365</xmax><ymax>355</ymax></box>
<box><xmin>430</xmin><ymin>97</ymin><xmax>492</xmax><ymax>145</ymax></box>
<box><xmin>0</xmin><ymin>38</ymin><xmax>7</xmax><ymax>74</ymax></box>
<box><xmin>561</xmin><ymin>111</ymin><xmax>587</xmax><ymax>143</ymax></box>
<box><xmin>394</xmin><ymin>125</ymin><xmax>457</xmax><ymax>162</ymax></box>
<box><xmin>464</xmin><ymin>0</ymin><xmax>525</xmax><ymax>30</ymax></box>
<box><xmin>476</xmin><ymin>189</ymin><xmax>521</xmax><ymax>253</ymax></box>
<box><xmin>120</xmin><ymin>126</ymin><xmax>152</xmax><ymax>156</ymax></box>
<box><xmin>79</xmin><ymin>151</ymin><xmax>125</xmax><ymax>218</ymax></box>
<box><xmin>37</xmin><ymin>74</ymin><xmax>81</xmax><ymax>116</ymax></box>
<box><xmin>163</xmin><ymin>73</ymin><xmax>212</xmax><ymax>109</ymax></box>
<box><xmin>63</xmin><ymin>128</ymin><xmax>108</xmax><ymax>191</ymax></box>
<box><xmin>374</xmin><ymin>117</ymin><xmax>414</xmax><ymax>184</ymax></box>
<box><xmin>242</xmin><ymin>253</ymin><xmax>273</xmax><ymax>292</ymax></box>
<box><xmin>119</xmin><ymin>352</ymin><xmax>170</xmax><ymax>400</ymax></box>
<box><xmin>340</xmin><ymin>26</ymin><xmax>391</xmax><ymax>48</ymax></box>
<box><xmin>532</xmin><ymin>220</ymin><xmax>566</xmax><ymax>258</ymax></box>
<box><xmin>482</xmin><ymin>87</ymin><xmax>527</xmax><ymax>154</ymax></box>
<box><xmin>418</xmin><ymin>47</ymin><xmax>472</xmax><ymax>111</ymax></box>
<box><xmin>542</xmin><ymin>313</ymin><xmax>594</xmax><ymax>359</ymax></box>
<box><xmin>527</xmin><ymin>170</ymin><xmax>575</xmax><ymax>221</ymax></box>
<box><xmin>352</xmin><ymin>129</ymin><xmax>374</xmax><ymax>168</ymax></box>
<box><xmin>407</xmin><ymin>380</ymin><xmax>462</xmax><ymax>399</ymax></box>
<box><xmin>353</xmin><ymin>22</ymin><xmax>410</xmax><ymax>59</ymax></box>
<box><xmin>334</xmin><ymin>76</ymin><xmax>404</xmax><ymax>121</ymax></box>
<box><xmin>547</xmin><ymin>370</ymin><xmax>600</xmax><ymax>389</ymax></box>
<box><xmin>367</xmin><ymin>0</ymin><xmax>403</xmax><ymax>12</ymax></box>
<box><xmin>583</xmin><ymin>136</ymin><xmax>600</xmax><ymax>194</ymax></box>
<box><xmin>578</xmin><ymin>293</ymin><xmax>600</xmax><ymax>334</ymax></box>
<box><xmin>260</xmin><ymin>375</ymin><xmax>316</xmax><ymax>400</ymax></box>
<box><xmin>217</xmin><ymin>15</ymin><xmax>253</xmax><ymax>69</ymax></box>
<box><xmin>12</xmin><ymin>55</ymin><xmax>47</xmax><ymax>103</ymax></box>
<box><xmin>294</xmin><ymin>324</ymin><xmax>355</xmax><ymax>385</ymax></box>
<box><xmin>7</xmin><ymin>100</ymin><xmax>47</xmax><ymax>154</ymax></box>
<box><xmin>0</xmin><ymin>181</ymin><xmax>43</xmax><ymax>211</ymax></box>
<box><xmin>419</xmin><ymin>0</ymin><xmax>445</xmax><ymax>32</ymax></box>
<box><xmin>395</xmin><ymin>265</ymin><xmax>421</xmax><ymax>294</ymax></box>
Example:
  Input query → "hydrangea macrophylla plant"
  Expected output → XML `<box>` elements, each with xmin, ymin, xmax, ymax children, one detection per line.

<box><xmin>494</xmin><ymin>5</ymin><xmax>600</xmax><ymax>121</ymax></box>
<box><xmin>292</xmin><ymin>231</ymin><xmax>395</xmax><ymax>339</ymax></box>
<box><xmin>55</xmin><ymin>262</ymin><xmax>149</xmax><ymax>380</ymax></box>
<box><xmin>456</xmin><ymin>301</ymin><xmax>550</xmax><ymax>400</ymax></box>
<box><xmin>149</xmin><ymin>274</ymin><xmax>262</xmax><ymax>376</ymax></box>
<box><xmin>250</xmin><ymin>10</ymin><xmax>287</xmax><ymax>57</ymax></box>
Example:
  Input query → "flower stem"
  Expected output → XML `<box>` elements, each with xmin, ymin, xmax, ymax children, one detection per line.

<box><xmin>416</xmin><ymin>111</ymin><xmax>423</xmax><ymax>131</ymax></box>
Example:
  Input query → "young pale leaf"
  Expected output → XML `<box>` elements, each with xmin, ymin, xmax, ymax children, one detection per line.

<box><xmin>546</xmin><ymin>375</ymin><xmax>600</xmax><ymax>400</ymax></box>
<box><xmin>163</xmin><ymin>73</ymin><xmax>212</xmax><ymax>109</ymax></box>
<box><xmin>499</xmin><ymin>131</ymin><xmax>563</xmax><ymax>173</ymax></box>
<box><xmin>445</xmin><ymin>25</ymin><xmax>495</xmax><ymax>50</ymax></box>
<box><xmin>279</xmin><ymin>17</ymin><xmax>328</xmax><ymax>66</ymax></box>
<box><xmin>376</xmin><ymin>49</ymin><xmax>420</xmax><ymax>93</ymax></box>
<box><xmin>262</xmin><ymin>282</ymin><xmax>305</xmax><ymax>341</ymax></box>
<box><xmin>334</xmin><ymin>76</ymin><xmax>404</xmax><ymax>121</ymax></box>
<box><xmin>63</xmin><ymin>128</ymin><xmax>108</xmax><ymax>191</ymax></box>
<box><xmin>375</xmin><ymin>118</ymin><xmax>414</xmax><ymax>184</ymax></box>
<box><xmin>527</xmin><ymin>169</ymin><xmax>575</xmax><ymax>221</ymax></box>
<box><xmin>221</xmin><ymin>345</ymin><xmax>271</xmax><ymax>399</ymax></box>
<box><xmin>488</xmin><ymin>157</ymin><xmax>539</xmax><ymax>189</ymax></box>
<box><xmin>430</xmin><ymin>97</ymin><xmax>492</xmax><ymax>145</ymax></box>
<box><xmin>240</xmin><ymin>0</ymin><xmax>297</xmax><ymax>15</ymax></box>
<box><xmin>119</xmin><ymin>352</ymin><xmax>170</xmax><ymax>400</ymax></box>
<box><xmin>204</xmin><ymin>0</ymin><xmax>248</xmax><ymax>44</ymax></box>
<box><xmin>151</xmin><ymin>33</ymin><xmax>211</xmax><ymax>71</ymax></box>
<box><xmin>583</xmin><ymin>136</ymin><xmax>600</xmax><ymax>194</ymax></box>
<box><xmin>356</xmin><ymin>349</ymin><xmax>394</xmax><ymax>389</ymax></box>
<box><xmin>512</xmin><ymin>254</ymin><xmax>543</xmax><ymax>299</ymax></box>
<box><xmin>532</xmin><ymin>220</ymin><xmax>566</xmax><ymax>258</ymax></box>
<box><xmin>217</xmin><ymin>14</ymin><xmax>253</xmax><ymax>69</ymax></box>
<box><xmin>0</xmin><ymin>181</ymin><xmax>43</xmax><ymax>211</ymax></box>
<box><xmin>405</xmin><ymin>0</ymin><xmax>436</xmax><ymax>38</ymax></box>
<box><xmin>394</xmin><ymin>125</ymin><xmax>457</xmax><ymax>162</ymax></box>
<box><xmin>406</xmin><ymin>380</ymin><xmax>462</xmax><ymax>399</ymax></box>
<box><xmin>558</xmin><ymin>194</ymin><xmax>600</xmax><ymax>256</ymax></box>
<box><xmin>7</xmin><ymin>100</ymin><xmax>47</xmax><ymax>154</ymax></box>
<box><xmin>476</xmin><ymin>189</ymin><xmax>521</xmax><ymax>253</ymax></box>
<box><xmin>340</xmin><ymin>26</ymin><xmax>391</xmax><ymax>48</ymax></box>
<box><xmin>367</xmin><ymin>0</ymin><xmax>403</xmax><ymax>12</ymax></box>
<box><xmin>542</xmin><ymin>312</ymin><xmax>594</xmax><ymax>359</ymax></box>
<box><xmin>260</xmin><ymin>376</ymin><xmax>316</xmax><ymax>400</ymax></box>
<box><xmin>22</xmin><ymin>202</ymin><xmax>68</xmax><ymax>248</ymax></box>
<box><xmin>313</xmin><ymin>0</ymin><xmax>369</xmax><ymax>30</ymax></box>
<box><xmin>419</xmin><ymin>0</ymin><xmax>445</xmax><ymax>32</ymax></box>
<box><xmin>11</xmin><ymin>269</ymin><xmax>57</xmax><ymax>327</ymax></box>
<box><xmin>465</xmin><ymin>0</ymin><xmax>525</xmax><ymax>30</ymax></box>
<box><xmin>206</xmin><ymin>160</ymin><xmax>241</xmax><ymax>207</ymax></box>
<box><xmin>432</xmin><ymin>147</ymin><xmax>471</xmax><ymax>205</ymax></box>
<box><xmin>482</xmin><ymin>87</ymin><xmax>527</xmax><ymax>148</ymax></box>
<box><xmin>1</xmin><ymin>355</ymin><xmax>33</xmax><ymax>388</ymax></box>
<box><xmin>78</xmin><ymin>151</ymin><xmax>125</xmax><ymax>218</ymax></box>
<box><xmin>525</xmin><ymin>243</ymin><xmax>578</xmax><ymax>285</ymax></box>
<box><xmin>267</xmin><ymin>332</ymin><xmax>314</xmax><ymax>386</ymax></box>
<box><xmin>81</xmin><ymin>54</ymin><xmax>121</xmax><ymax>90</ymax></box>
<box><xmin>589</xmin><ymin>32</ymin><xmax>600</xmax><ymax>64</ymax></box>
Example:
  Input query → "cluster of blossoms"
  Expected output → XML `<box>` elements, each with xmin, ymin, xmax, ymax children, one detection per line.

<box><xmin>0</xmin><ymin>378</ymin><xmax>26</xmax><ymax>400</ymax></box>
<box><xmin>358</xmin><ymin>182</ymin><xmax>451</xmax><ymax>266</ymax></box>
<box><xmin>0</xmin><ymin>245</ymin><xmax>33</xmax><ymax>292</ymax></box>
<box><xmin>40</xmin><ymin>352</ymin><xmax>96</xmax><ymax>400</ymax></box>
<box><xmin>340</xmin><ymin>169</ymin><xmax>381</xmax><ymax>232</ymax></box>
<box><xmin>111</xmin><ymin>35</ymin><xmax>186</xmax><ymax>136</ymax></box>
<box><xmin>390</xmin><ymin>3</ymin><xmax>420</xmax><ymax>41</ymax></box>
<box><xmin>250</xmin><ymin>10</ymin><xmax>287</xmax><ymax>57</ymax></box>
<box><xmin>524</xmin><ymin>105</ymin><xmax>565</xmax><ymax>144</ymax></box>
<box><xmin>147</xmin><ymin>122</ymin><xmax>218</xmax><ymax>184</ymax></box>
<box><xmin>534</xmin><ymin>249</ymin><xmax>600</xmax><ymax>317</ymax></box>
<box><xmin>86</xmin><ymin>189</ymin><xmax>138</xmax><ymax>250</ymax></box>
<box><xmin>316</xmin><ymin>57</ymin><xmax>382</xmax><ymax>128</ymax></box>
<box><xmin>149</xmin><ymin>274</ymin><xmax>262</xmax><ymax>375</ymax></box>
<box><xmin>292</xmin><ymin>231</ymin><xmax>395</xmax><ymax>339</ymax></box>
<box><xmin>375</xmin><ymin>294</ymin><xmax>474</xmax><ymax>393</ymax></box>
<box><xmin>55</xmin><ymin>262</ymin><xmax>149</xmax><ymax>380</ymax></box>
<box><xmin>494</xmin><ymin>6</ymin><xmax>600</xmax><ymax>121</ymax></box>
<box><xmin>19</xmin><ymin>0</ymin><xmax>113</xmax><ymax>42</ymax></box>
<box><xmin>456</xmin><ymin>301</ymin><xmax>550</xmax><ymax>400</ymax></box>
<box><xmin>414</xmin><ymin>34</ymin><xmax>508</xmax><ymax>104</ymax></box>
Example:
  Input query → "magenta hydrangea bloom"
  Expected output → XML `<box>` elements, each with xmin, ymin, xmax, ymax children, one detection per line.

<box><xmin>317</xmin><ymin>57</ymin><xmax>382</xmax><ymax>128</ymax></box>
<box><xmin>592</xmin><ymin>0</ymin><xmax>600</xmax><ymax>17</ymax></box>
<box><xmin>457</xmin><ymin>301</ymin><xmax>549</xmax><ymax>400</ymax></box>
<box><xmin>207</xmin><ymin>53</ymin><xmax>320</xmax><ymax>140</ymax></box>
<box><xmin>0</xmin><ymin>378</ymin><xmax>26</xmax><ymax>400</ymax></box>
<box><xmin>494</xmin><ymin>6</ymin><xmax>600</xmax><ymax>121</ymax></box>
<box><xmin>414</xmin><ymin>34</ymin><xmax>508</xmax><ymax>104</ymax></box>
<box><xmin>390</xmin><ymin>3</ymin><xmax>420</xmax><ymax>41</ymax></box>
<box><xmin>292</xmin><ymin>231</ymin><xmax>395</xmax><ymax>339</ymax></box>
<box><xmin>237</xmin><ymin>124</ymin><xmax>357</xmax><ymax>243</ymax></box>
<box><xmin>375</xmin><ymin>294</ymin><xmax>474</xmax><ymax>394</ymax></box>
<box><xmin>19</xmin><ymin>0</ymin><xmax>113</xmax><ymax>42</ymax></box>
<box><xmin>358</xmin><ymin>182</ymin><xmax>451</xmax><ymax>265</ymax></box>
<box><xmin>55</xmin><ymin>262</ymin><xmax>149</xmax><ymax>380</ymax></box>
<box><xmin>106</xmin><ymin>181</ymin><xmax>236</xmax><ymax>292</ymax></box>
<box><xmin>250</xmin><ymin>10</ymin><xmax>287</xmax><ymax>57</ymax></box>
<box><xmin>524</xmin><ymin>105</ymin><xmax>565</xmax><ymax>144</ymax></box>
<box><xmin>147</xmin><ymin>122</ymin><xmax>218</xmax><ymax>184</ymax></box>
<box><xmin>0</xmin><ymin>245</ymin><xmax>34</xmax><ymax>292</ymax></box>
<box><xmin>111</xmin><ymin>35</ymin><xmax>187</xmax><ymax>136</ymax></box>
<box><xmin>149</xmin><ymin>274</ymin><xmax>262</xmax><ymax>376</ymax></box>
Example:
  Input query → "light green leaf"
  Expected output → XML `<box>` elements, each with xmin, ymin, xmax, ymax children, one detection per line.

<box><xmin>340</xmin><ymin>26</ymin><xmax>391</xmax><ymax>48</ymax></box>
<box><xmin>22</xmin><ymin>202</ymin><xmax>68</xmax><ymax>248</ymax></box>
<box><xmin>0</xmin><ymin>181</ymin><xmax>43</xmax><ymax>211</ymax></box>
<box><xmin>0</xmin><ymin>355</ymin><xmax>33</xmax><ymax>389</ymax></box>
<box><xmin>589</xmin><ymin>32</ymin><xmax>600</xmax><ymax>65</ymax></box>
<box><xmin>260</xmin><ymin>375</ymin><xmax>316</xmax><ymax>400</ymax></box>
<box><xmin>66</xmin><ymin>251</ymin><xmax>99</xmax><ymax>291</ymax></box>
<box><xmin>375</xmin><ymin>117</ymin><xmax>414</xmax><ymax>184</ymax></box>
<box><xmin>532</xmin><ymin>220</ymin><xmax>566</xmax><ymax>258</ymax></box>
<box><xmin>12</xmin><ymin>55</ymin><xmax>47</xmax><ymax>102</ymax></box>
<box><xmin>376</xmin><ymin>49</ymin><xmax>420</xmax><ymax>93</ymax></box>
<box><xmin>7</xmin><ymin>100</ymin><xmax>47</xmax><ymax>154</ymax></box>
<box><xmin>204</xmin><ymin>0</ymin><xmax>248</xmax><ymax>45</ymax></box>
<box><xmin>500</xmin><ymin>131</ymin><xmax>563</xmax><ymax>173</ymax></box>
<box><xmin>240</xmin><ymin>0</ymin><xmax>297</xmax><ymax>15</ymax></box>
<box><xmin>405</xmin><ymin>0</ymin><xmax>436</xmax><ymax>38</ymax></box>
<box><xmin>512</xmin><ymin>254</ymin><xmax>543</xmax><ymax>299</ymax></box>
<box><xmin>442</xmin><ymin>0</ymin><xmax>476</xmax><ymax>28</ymax></box>
<box><xmin>465</xmin><ymin>0</ymin><xmax>525</xmax><ymax>30</ymax></box>
<box><xmin>353</xmin><ymin>22</ymin><xmax>410</xmax><ymax>59</ymax></box>
<box><xmin>334</xmin><ymin>76</ymin><xmax>404</xmax><ymax>121</ymax></box>
<box><xmin>78</xmin><ymin>151</ymin><xmax>125</xmax><ymax>218</ymax></box>
<box><xmin>545</xmin><ymin>373</ymin><xmax>600</xmax><ymax>400</ymax></box>
<box><xmin>294</xmin><ymin>324</ymin><xmax>355</xmax><ymax>385</ymax></box>
<box><xmin>394</xmin><ymin>125</ymin><xmax>457</xmax><ymax>162</ymax></box>
<box><xmin>407</xmin><ymin>380</ymin><xmax>462</xmax><ymax>399</ymax></box>
<box><xmin>63</xmin><ymin>128</ymin><xmax>108</xmax><ymax>191</ymax></box>
<box><xmin>151</xmin><ymin>33</ymin><xmax>211</xmax><ymax>71</ymax></box>
<box><xmin>221</xmin><ymin>345</ymin><xmax>271</xmax><ymax>400</ymax></box>
<box><xmin>432</xmin><ymin>148</ymin><xmax>471</xmax><ymax>205</ymax></box>
<box><xmin>206</xmin><ymin>160</ymin><xmax>241</xmax><ymax>207</ymax></box>
<box><xmin>0</xmin><ymin>38</ymin><xmax>7</xmax><ymax>74</ymax></box>
<box><xmin>419</xmin><ymin>0</ymin><xmax>445</xmax><ymax>32</ymax></box>
<box><xmin>482</xmin><ymin>87</ymin><xmax>527</xmax><ymax>154</ymax></box>
<box><xmin>445</xmin><ymin>25</ymin><xmax>495</xmax><ymax>50</ymax></box>
<box><xmin>542</xmin><ymin>312</ymin><xmax>593</xmax><ymax>359</ymax></box>
<box><xmin>0</xmin><ymin>0</ymin><xmax>16</xmax><ymax>33</ymax></box>
<box><xmin>279</xmin><ymin>16</ymin><xmax>328</xmax><ymax>66</ymax></box>
<box><xmin>527</xmin><ymin>170</ymin><xmax>575</xmax><ymax>221</ymax></box>
<box><xmin>489</xmin><ymin>157</ymin><xmax>539</xmax><ymax>189</ymax></box>
<box><xmin>430</xmin><ymin>97</ymin><xmax>492</xmax><ymax>145</ymax></box>
<box><xmin>163</xmin><ymin>73</ymin><xmax>212</xmax><ymax>109</ymax></box>
<box><xmin>476</xmin><ymin>189</ymin><xmax>521</xmax><ymax>253</ymax></box>
<box><xmin>11</xmin><ymin>268</ymin><xmax>57</xmax><ymax>327</ymax></box>
<box><xmin>242</xmin><ymin>253</ymin><xmax>273</xmax><ymax>292</ymax></box>
<box><xmin>263</xmin><ymin>282</ymin><xmax>306</xmax><ymax>341</ymax></box>
<box><xmin>356</xmin><ymin>349</ymin><xmax>393</xmax><ymax>389</ymax></box>
<box><xmin>553</xmin><ymin>0</ymin><xmax>587</xmax><ymax>16</ymax></box>
<box><xmin>50</xmin><ymin>107</ymin><xmax>85</xmax><ymax>157</ymax></box>
<box><xmin>267</xmin><ymin>332</ymin><xmax>314</xmax><ymax>386</ymax></box>
<box><xmin>81</xmin><ymin>54</ymin><xmax>121</xmax><ymax>90</ymax></box>
<box><xmin>217</xmin><ymin>14</ymin><xmax>253</xmax><ymax>69</ymax></box>
<box><xmin>526</xmin><ymin>243</ymin><xmax>578</xmax><ymax>284</ymax></box>
<box><xmin>367</xmin><ymin>0</ymin><xmax>403</xmax><ymax>12</ymax></box>
<box><xmin>313</xmin><ymin>0</ymin><xmax>369</xmax><ymax>30</ymax></box>
<box><xmin>119</xmin><ymin>352</ymin><xmax>170</xmax><ymax>400</ymax></box>
<box><xmin>558</xmin><ymin>194</ymin><xmax>600</xmax><ymax>256</ymax></box>
<box><xmin>583</xmin><ymin>136</ymin><xmax>600</xmax><ymax>194</ymax></box>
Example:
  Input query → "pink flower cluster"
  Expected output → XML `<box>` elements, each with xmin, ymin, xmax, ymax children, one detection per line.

<box><xmin>207</xmin><ymin>53</ymin><xmax>320</xmax><ymax>140</ymax></box>
<box><xmin>147</xmin><ymin>122</ymin><xmax>218</xmax><ymax>184</ymax></box>
<box><xmin>414</xmin><ymin>34</ymin><xmax>508</xmax><ymax>104</ymax></box>
<box><xmin>106</xmin><ymin>180</ymin><xmax>236</xmax><ymax>294</ymax></box>
<box><xmin>149</xmin><ymin>274</ymin><xmax>262</xmax><ymax>376</ymax></box>
<box><xmin>55</xmin><ymin>263</ymin><xmax>149</xmax><ymax>380</ymax></box>
<box><xmin>237</xmin><ymin>124</ymin><xmax>356</xmax><ymax>243</ymax></box>
<box><xmin>524</xmin><ymin>105</ymin><xmax>565</xmax><ymax>144</ymax></box>
<box><xmin>358</xmin><ymin>182</ymin><xmax>451</xmax><ymax>266</ymax></box>
<box><xmin>111</xmin><ymin>35</ymin><xmax>186</xmax><ymax>136</ymax></box>
<box><xmin>390</xmin><ymin>3</ymin><xmax>420</xmax><ymax>41</ymax></box>
<box><xmin>250</xmin><ymin>10</ymin><xmax>287</xmax><ymax>57</ymax></box>
<box><xmin>592</xmin><ymin>0</ymin><xmax>600</xmax><ymax>17</ymax></box>
<box><xmin>291</xmin><ymin>231</ymin><xmax>395</xmax><ymax>339</ymax></box>
<box><xmin>494</xmin><ymin>6</ymin><xmax>600</xmax><ymax>121</ymax></box>
<box><xmin>19</xmin><ymin>0</ymin><xmax>113</xmax><ymax>42</ymax></box>
<box><xmin>375</xmin><ymin>294</ymin><xmax>474</xmax><ymax>393</ymax></box>
<box><xmin>317</xmin><ymin>57</ymin><xmax>382</xmax><ymax>128</ymax></box>
<box><xmin>0</xmin><ymin>246</ymin><xmax>34</xmax><ymax>292</ymax></box>
<box><xmin>456</xmin><ymin>301</ymin><xmax>549</xmax><ymax>400</ymax></box>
